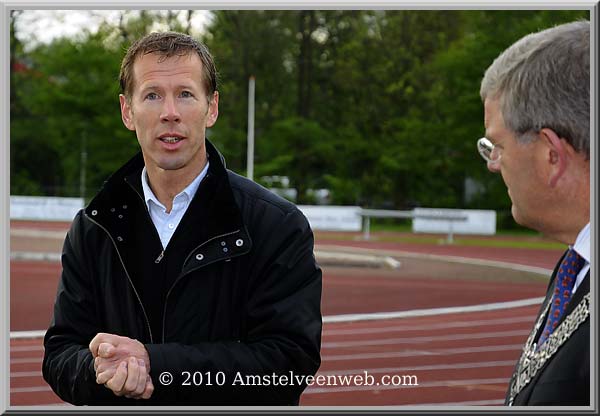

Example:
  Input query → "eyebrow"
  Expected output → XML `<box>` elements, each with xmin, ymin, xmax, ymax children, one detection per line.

<box><xmin>138</xmin><ymin>85</ymin><xmax>160</xmax><ymax>94</ymax></box>
<box><xmin>139</xmin><ymin>84</ymin><xmax>198</xmax><ymax>93</ymax></box>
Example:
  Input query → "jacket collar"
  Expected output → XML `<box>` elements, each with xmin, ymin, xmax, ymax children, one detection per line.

<box><xmin>84</xmin><ymin>140</ymin><xmax>249</xmax><ymax>259</ymax></box>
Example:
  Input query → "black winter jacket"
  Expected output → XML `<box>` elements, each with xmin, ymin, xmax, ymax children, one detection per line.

<box><xmin>42</xmin><ymin>140</ymin><xmax>322</xmax><ymax>405</ymax></box>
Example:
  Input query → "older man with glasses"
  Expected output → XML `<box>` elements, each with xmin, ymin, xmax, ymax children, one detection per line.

<box><xmin>478</xmin><ymin>20</ymin><xmax>590</xmax><ymax>406</ymax></box>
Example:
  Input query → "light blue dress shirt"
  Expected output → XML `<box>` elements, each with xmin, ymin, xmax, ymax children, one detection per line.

<box><xmin>141</xmin><ymin>162</ymin><xmax>210</xmax><ymax>249</ymax></box>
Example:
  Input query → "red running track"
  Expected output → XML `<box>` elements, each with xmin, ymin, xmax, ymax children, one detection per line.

<box><xmin>10</xmin><ymin>223</ymin><xmax>557</xmax><ymax>407</ymax></box>
<box><xmin>301</xmin><ymin>305</ymin><xmax>539</xmax><ymax>406</ymax></box>
<box><xmin>316</xmin><ymin>238</ymin><xmax>563</xmax><ymax>270</ymax></box>
<box><xmin>10</xmin><ymin>305</ymin><xmax>538</xmax><ymax>407</ymax></box>
<box><xmin>11</xmin><ymin>260</ymin><xmax>549</xmax><ymax>331</ymax></box>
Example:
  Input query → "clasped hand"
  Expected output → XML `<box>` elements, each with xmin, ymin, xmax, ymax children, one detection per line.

<box><xmin>89</xmin><ymin>333</ymin><xmax>154</xmax><ymax>399</ymax></box>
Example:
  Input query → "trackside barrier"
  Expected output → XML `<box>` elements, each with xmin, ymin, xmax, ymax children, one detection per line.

<box><xmin>10</xmin><ymin>196</ymin><xmax>83</xmax><ymax>221</ymax></box>
<box><xmin>360</xmin><ymin>209</ymin><xmax>468</xmax><ymax>244</ymax></box>
<box><xmin>360</xmin><ymin>209</ymin><xmax>496</xmax><ymax>244</ymax></box>
<box><xmin>296</xmin><ymin>206</ymin><xmax>495</xmax><ymax>244</ymax></box>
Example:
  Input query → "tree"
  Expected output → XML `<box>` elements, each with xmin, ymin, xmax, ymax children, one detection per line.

<box><xmin>10</xmin><ymin>10</ymin><xmax>198</xmax><ymax>199</ymax></box>
<box><xmin>10</xmin><ymin>9</ymin><xmax>590</xmax><ymax>220</ymax></box>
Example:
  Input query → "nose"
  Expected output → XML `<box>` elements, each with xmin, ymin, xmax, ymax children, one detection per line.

<box><xmin>487</xmin><ymin>160</ymin><xmax>501</xmax><ymax>173</ymax></box>
<box><xmin>160</xmin><ymin>96</ymin><xmax>181</xmax><ymax>123</ymax></box>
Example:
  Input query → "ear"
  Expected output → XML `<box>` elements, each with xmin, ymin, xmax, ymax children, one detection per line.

<box><xmin>119</xmin><ymin>94</ymin><xmax>136</xmax><ymax>131</ymax></box>
<box><xmin>206</xmin><ymin>91</ymin><xmax>219</xmax><ymax>128</ymax></box>
<box><xmin>539</xmin><ymin>128</ymin><xmax>571</xmax><ymax>187</ymax></box>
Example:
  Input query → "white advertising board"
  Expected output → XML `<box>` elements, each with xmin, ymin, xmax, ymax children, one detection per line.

<box><xmin>412</xmin><ymin>208</ymin><xmax>496</xmax><ymax>235</ymax></box>
<box><xmin>297</xmin><ymin>205</ymin><xmax>362</xmax><ymax>231</ymax></box>
<box><xmin>10</xmin><ymin>196</ymin><xmax>84</xmax><ymax>222</ymax></box>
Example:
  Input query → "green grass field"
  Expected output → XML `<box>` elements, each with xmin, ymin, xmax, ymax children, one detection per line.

<box><xmin>316</xmin><ymin>220</ymin><xmax>565</xmax><ymax>250</ymax></box>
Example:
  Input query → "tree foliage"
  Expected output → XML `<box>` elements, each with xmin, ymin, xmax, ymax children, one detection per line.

<box><xmin>10</xmin><ymin>9</ymin><xmax>589</xmax><ymax>221</ymax></box>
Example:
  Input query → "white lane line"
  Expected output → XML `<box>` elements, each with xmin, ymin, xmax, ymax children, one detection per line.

<box><xmin>10</xmin><ymin>371</ymin><xmax>41</xmax><ymax>378</ymax></box>
<box><xmin>11</xmin><ymin>345</ymin><xmax>44</xmax><ymax>352</ymax></box>
<box><xmin>316</xmin><ymin>250</ymin><xmax>401</xmax><ymax>269</ymax></box>
<box><xmin>10</xmin><ymin>360</ymin><xmax>516</xmax><ymax>379</ymax></box>
<box><xmin>10</xmin><ymin>303</ymin><xmax>539</xmax><ymax>341</ymax></box>
<box><xmin>316</xmin><ymin>244</ymin><xmax>554</xmax><ymax>275</ymax></box>
<box><xmin>13</xmin><ymin>378</ymin><xmax>509</xmax><ymax>395</ymax></box>
<box><xmin>318</xmin><ymin>360</ymin><xmax>517</xmax><ymax>376</ymax></box>
<box><xmin>304</xmin><ymin>377</ymin><xmax>509</xmax><ymax>394</ymax></box>
<box><xmin>10</xmin><ymin>252</ymin><xmax>61</xmax><ymax>262</ymax></box>
<box><xmin>10</xmin><ymin>229</ymin><xmax>66</xmax><ymax>238</ymax></box>
<box><xmin>322</xmin><ymin>329</ymin><xmax>530</xmax><ymax>348</ymax></box>
<box><xmin>323</xmin><ymin>315</ymin><xmax>536</xmax><ymax>335</ymax></box>
<box><xmin>10</xmin><ymin>386</ymin><xmax>52</xmax><ymax>393</ymax></box>
<box><xmin>10</xmin><ymin>357</ymin><xmax>43</xmax><ymax>364</ymax></box>
<box><xmin>10</xmin><ymin>330</ymin><xmax>46</xmax><ymax>339</ymax></box>
<box><xmin>323</xmin><ymin>297</ymin><xmax>544</xmax><ymax>323</ymax></box>
<box><xmin>323</xmin><ymin>343</ymin><xmax>523</xmax><ymax>361</ymax></box>
<box><xmin>415</xmin><ymin>399</ymin><xmax>505</xmax><ymax>406</ymax></box>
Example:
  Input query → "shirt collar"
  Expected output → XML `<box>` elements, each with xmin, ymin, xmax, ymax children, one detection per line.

<box><xmin>141</xmin><ymin>162</ymin><xmax>210</xmax><ymax>212</ymax></box>
<box><xmin>571</xmin><ymin>222</ymin><xmax>590</xmax><ymax>264</ymax></box>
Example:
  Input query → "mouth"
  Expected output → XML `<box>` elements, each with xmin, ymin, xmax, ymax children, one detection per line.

<box><xmin>158</xmin><ymin>133</ymin><xmax>186</xmax><ymax>146</ymax></box>
<box><xmin>159</xmin><ymin>136</ymin><xmax>184</xmax><ymax>144</ymax></box>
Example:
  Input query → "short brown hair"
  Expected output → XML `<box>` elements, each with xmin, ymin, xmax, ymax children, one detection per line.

<box><xmin>119</xmin><ymin>31</ymin><xmax>218</xmax><ymax>100</ymax></box>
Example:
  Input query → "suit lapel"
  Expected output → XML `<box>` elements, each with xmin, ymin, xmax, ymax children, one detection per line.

<box><xmin>560</xmin><ymin>270</ymin><xmax>590</xmax><ymax>321</ymax></box>
<box><xmin>533</xmin><ymin>251</ymin><xmax>567</xmax><ymax>343</ymax></box>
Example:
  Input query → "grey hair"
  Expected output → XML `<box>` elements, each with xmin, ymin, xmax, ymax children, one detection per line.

<box><xmin>480</xmin><ymin>20</ymin><xmax>590</xmax><ymax>158</ymax></box>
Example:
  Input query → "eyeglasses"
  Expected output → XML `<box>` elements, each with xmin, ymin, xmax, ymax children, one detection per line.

<box><xmin>477</xmin><ymin>137</ymin><xmax>501</xmax><ymax>164</ymax></box>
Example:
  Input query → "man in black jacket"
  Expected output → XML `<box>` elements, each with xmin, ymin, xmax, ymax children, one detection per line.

<box><xmin>42</xmin><ymin>31</ymin><xmax>322</xmax><ymax>405</ymax></box>
<box><xmin>477</xmin><ymin>21</ymin><xmax>590</xmax><ymax>406</ymax></box>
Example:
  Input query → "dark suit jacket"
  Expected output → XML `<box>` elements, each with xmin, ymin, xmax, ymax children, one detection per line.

<box><xmin>506</xmin><ymin>251</ymin><xmax>590</xmax><ymax>406</ymax></box>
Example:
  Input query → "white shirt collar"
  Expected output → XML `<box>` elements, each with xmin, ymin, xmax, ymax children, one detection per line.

<box><xmin>141</xmin><ymin>162</ymin><xmax>210</xmax><ymax>212</ymax></box>
<box><xmin>571</xmin><ymin>222</ymin><xmax>590</xmax><ymax>264</ymax></box>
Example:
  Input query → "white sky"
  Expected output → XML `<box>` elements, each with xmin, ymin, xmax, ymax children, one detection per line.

<box><xmin>13</xmin><ymin>10</ymin><xmax>212</xmax><ymax>47</ymax></box>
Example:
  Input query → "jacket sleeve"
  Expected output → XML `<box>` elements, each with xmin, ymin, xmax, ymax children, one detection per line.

<box><xmin>42</xmin><ymin>211</ymin><xmax>128</xmax><ymax>405</ymax></box>
<box><xmin>145</xmin><ymin>207</ymin><xmax>322</xmax><ymax>404</ymax></box>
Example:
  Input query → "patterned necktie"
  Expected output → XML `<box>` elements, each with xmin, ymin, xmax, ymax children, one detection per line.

<box><xmin>538</xmin><ymin>248</ymin><xmax>586</xmax><ymax>346</ymax></box>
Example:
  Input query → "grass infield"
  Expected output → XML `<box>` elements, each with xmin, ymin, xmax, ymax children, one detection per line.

<box><xmin>314</xmin><ymin>230</ymin><xmax>565</xmax><ymax>250</ymax></box>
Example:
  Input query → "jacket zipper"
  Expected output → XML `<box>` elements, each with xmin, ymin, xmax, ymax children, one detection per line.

<box><xmin>126</xmin><ymin>178</ymin><xmax>246</xmax><ymax>342</ymax></box>
<box><xmin>155</xmin><ymin>250</ymin><xmax>165</xmax><ymax>263</ymax></box>
<box><xmin>126</xmin><ymin>177</ymin><xmax>167</xmax><ymax>263</ymax></box>
<box><xmin>85</xmin><ymin>213</ymin><xmax>154</xmax><ymax>344</ymax></box>
<box><xmin>161</xmin><ymin>229</ymin><xmax>243</xmax><ymax>343</ymax></box>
